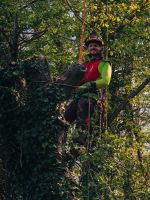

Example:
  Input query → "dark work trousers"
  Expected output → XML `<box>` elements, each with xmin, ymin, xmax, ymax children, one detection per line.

<box><xmin>64</xmin><ymin>97</ymin><xmax>96</xmax><ymax>130</ymax></box>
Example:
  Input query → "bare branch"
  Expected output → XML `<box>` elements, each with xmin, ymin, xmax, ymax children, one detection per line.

<box><xmin>63</xmin><ymin>0</ymin><xmax>88</xmax><ymax>25</ymax></box>
<box><xmin>109</xmin><ymin>76</ymin><xmax>150</xmax><ymax>125</ymax></box>
<box><xmin>19</xmin><ymin>29</ymin><xmax>48</xmax><ymax>47</ymax></box>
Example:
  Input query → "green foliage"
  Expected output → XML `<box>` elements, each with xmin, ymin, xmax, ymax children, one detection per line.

<box><xmin>0</xmin><ymin>60</ymin><xmax>68</xmax><ymax>199</ymax></box>
<box><xmin>0</xmin><ymin>0</ymin><xmax>149</xmax><ymax>199</ymax></box>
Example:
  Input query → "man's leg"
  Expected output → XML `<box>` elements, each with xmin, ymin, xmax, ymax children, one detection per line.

<box><xmin>72</xmin><ymin>97</ymin><xmax>96</xmax><ymax>145</ymax></box>
<box><xmin>77</xmin><ymin>97</ymin><xmax>96</xmax><ymax>130</ymax></box>
<box><xmin>64</xmin><ymin>99</ymin><xmax>78</xmax><ymax>123</ymax></box>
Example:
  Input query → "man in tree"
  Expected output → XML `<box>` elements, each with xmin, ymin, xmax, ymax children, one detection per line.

<box><xmin>64</xmin><ymin>32</ymin><xmax>112</xmax><ymax>135</ymax></box>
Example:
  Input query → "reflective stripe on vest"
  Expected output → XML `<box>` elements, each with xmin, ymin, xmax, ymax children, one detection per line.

<box><xmin>82</xmin><ymin>60</ymin><xmax>101</xmax><ymax>83</ymax></box>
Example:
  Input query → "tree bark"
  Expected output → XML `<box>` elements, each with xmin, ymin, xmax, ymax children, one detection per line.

<box><xmin>10</xmin><ymin>13</ymin><xmax>19</xmax><ymax>62</ymax></box>
<box><xmin>56</xmin><ymin>62</ymin><xmax>86</xmax><ymax>98</ymax></box>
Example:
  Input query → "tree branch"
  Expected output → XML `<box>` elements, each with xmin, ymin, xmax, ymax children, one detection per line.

<box><xmin>19</xmin><ymin>29</ymin><xmax>47</xmax><ymax>47</ymax></box>
<box><xmin>109</xmin><ymin>76</ymin><xmax>150</xmax><ymax>125</ymax></box>
<box><xmin>10</xmin><ymin>13</ymin><xmax>19</xmax><ymax>62</ymax></box>
<box><xmin>63</xmin><ymin>0</ymin><xmax>88</xmax><ymax>25</ymax></box>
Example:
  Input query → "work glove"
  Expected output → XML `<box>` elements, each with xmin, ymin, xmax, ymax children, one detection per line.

<box><xmin>82</xmin><ymin>82</ymin><xmax>97</xmax><ymax>92</ymax></box>
<box><xmin>73</xmin><ymin>81</ymin><xmax>97</xmax><ymax>99</ymax></box>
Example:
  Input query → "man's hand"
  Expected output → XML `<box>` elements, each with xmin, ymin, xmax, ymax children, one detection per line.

<box><xmin>76</xmin><ymin>82</ymin><xmax>96</xmax><ymax>90</ymax></box>
<box><xmin>76</xmin><ymin>85</ymin><xmax>87</xmax><ymax>90</ymax></box>
<box><xmin>73</xmin><ymin>82</ymin><xmax>97</xmax><ymax>99</ymax></box>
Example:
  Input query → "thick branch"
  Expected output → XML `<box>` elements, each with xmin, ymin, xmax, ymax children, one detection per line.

<box><xmin>109</xmin><ymin>76</ymin><xmax>150</xmax><ymax>125</ymax></box>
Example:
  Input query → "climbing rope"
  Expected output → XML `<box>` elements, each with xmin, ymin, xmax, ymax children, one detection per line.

<box><xmin>104</xmin><ymin>0</ymin><xmax>109</xmax><ymax>132</ymax></box>
<box><xmin>78</xmin><ymin>0</ymin><xmax>87</xmax><ymax>64</ymax></box>
<box><xmin>66</xmin><ymin>0</ymin><xmax>110</xmax><ymax>198</ymax></box>
<box><xmin>106</xmin><ymin>0</ymin><xmax>109</xmax><ymax>60</ymax></box>
<box><xmin>84</xmin><ymin>93</ymin><xmax>91</xmax><ymax>200</ymax></box>
<box><xmin>98</xmin><ymin>0</ymin><xmax>110</xmax><ymax>134</ymax></box>
<box><xmin>84</xmin><ymin>1</ymin><xmax>110</xmax><ymax>198</ymax></box>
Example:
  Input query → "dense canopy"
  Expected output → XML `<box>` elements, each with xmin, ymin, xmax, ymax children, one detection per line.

<box><xmin>0</xmin><ymin>0</ymin><xmax>149</xmax><ymax>199</ymax></box>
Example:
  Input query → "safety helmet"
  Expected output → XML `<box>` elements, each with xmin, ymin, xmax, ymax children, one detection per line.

<box><xmin>85</xmin><ymin>32</ymin><xmax>103</xmax><ymax>47</ymax></box>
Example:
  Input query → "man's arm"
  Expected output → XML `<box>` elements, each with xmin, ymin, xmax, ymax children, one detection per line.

<box><xmin>96</xmin><ymin>61</ymin><xmax>112</xmax><ymax>88</ymax></box>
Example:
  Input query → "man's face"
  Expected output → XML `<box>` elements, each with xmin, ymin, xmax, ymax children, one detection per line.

<box><xmin>87</xmin><ymin>42</ymin><xmax>102</xmax><ymax>55</ymax></box>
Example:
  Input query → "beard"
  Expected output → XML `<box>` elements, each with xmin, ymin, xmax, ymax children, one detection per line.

<box><xmin>89</xmin><ymin>48</ymin><xmax>101</xmax><ymax>54</ymax></box>
<box><xmin>90</xmin><ymin>51</ymin><xmax>100</xmax><ymax>56</ymax></box>
<box><xmin>88</xmin><ymin>52</ymin><xmax>103</xmax><ymax>60</ymax></box>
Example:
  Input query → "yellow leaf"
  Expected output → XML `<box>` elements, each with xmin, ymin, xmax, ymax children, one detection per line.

<box><xmin>110</xmin><ymin>51</ymin><xmax>114</xmax><ymax>56</ymax></box>
<box><xmin>93</xmin><ymin>5</ymin><xmax>97</xmax><ymax>10</ymax></box>
<box><xmin>104</xmin><ymin>23</ymin><xmax>109</xmax><ymax>28</ymax></box>
<box><xmin>117</xmin><ymin>17</ymin><xmax>121</xmax><ymax>22</ymax></box>
<box><xmin>130</xmin><ymin>3</ymin><xmax>139</xmax><ymax>11</ymax></box>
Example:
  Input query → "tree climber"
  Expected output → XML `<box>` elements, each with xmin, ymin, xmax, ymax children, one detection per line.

<box><xmin>64</xmin><ymin>32</ymin><xmax>112</xmax><ymax>137</ymax></box>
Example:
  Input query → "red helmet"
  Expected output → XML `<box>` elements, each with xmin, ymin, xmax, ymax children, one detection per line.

<box><xmin>85</xmin><ymin>32</ymin><xmax>103</xmax><ymax>47</ymax></box>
